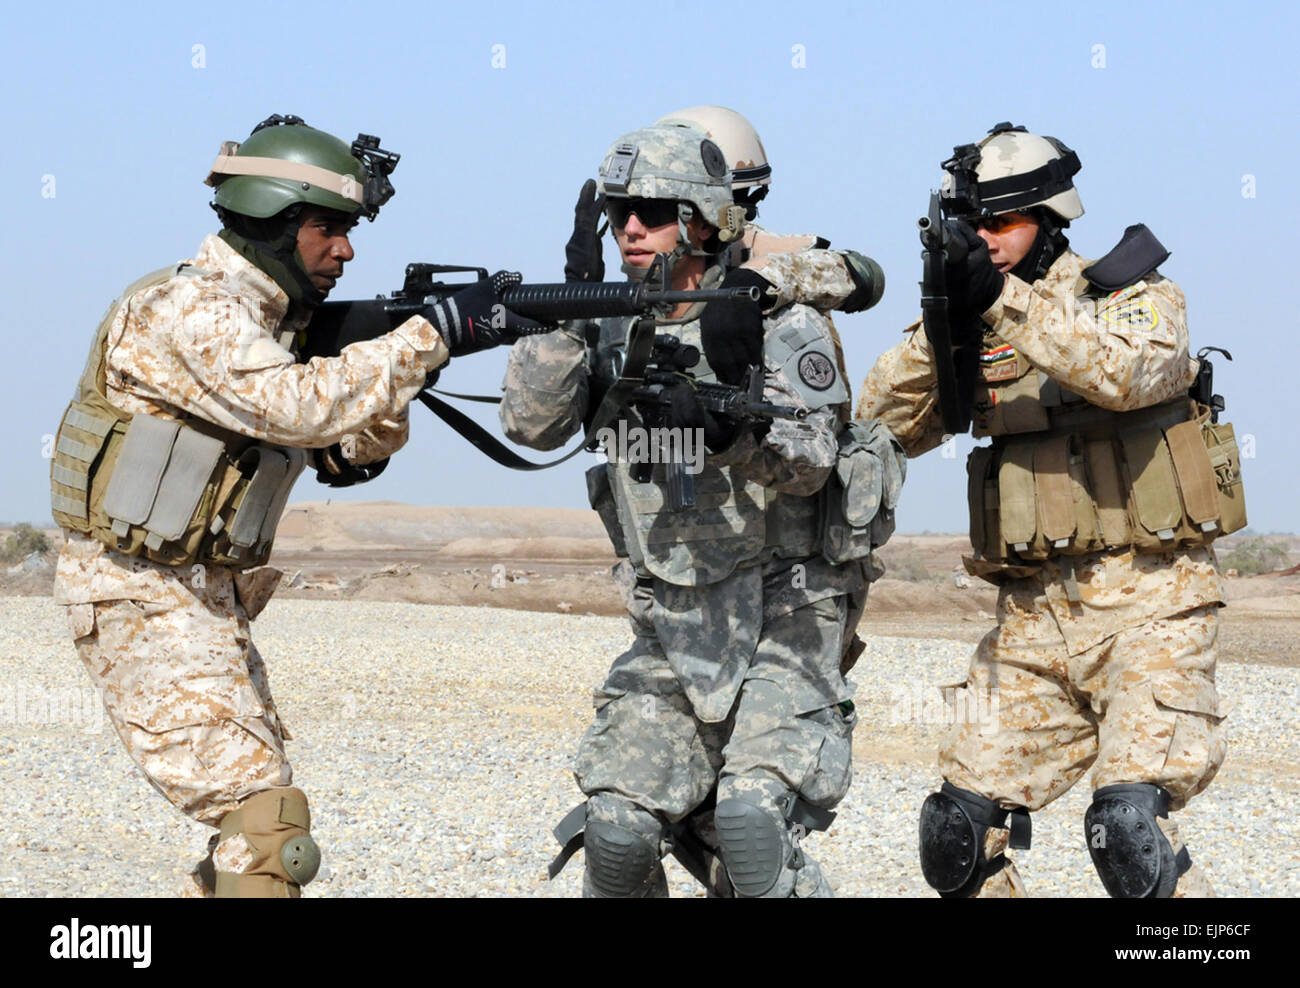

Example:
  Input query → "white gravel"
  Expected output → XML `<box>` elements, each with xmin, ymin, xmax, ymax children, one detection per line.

<box><xmin>1</xmin><ymin>596</ymin><xmax>1294</xmax><ymax>898</ymax></box>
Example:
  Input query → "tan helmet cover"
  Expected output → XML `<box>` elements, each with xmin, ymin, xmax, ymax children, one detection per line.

<box><xmin>654</xmin><ymin>106</ymin><xmax>772</xmax><ymax>191</ymax></box>
<box><xmin>941</xmin><ymin>128</ymin><xmax>1084</xmax><ymax>221</ymax></box>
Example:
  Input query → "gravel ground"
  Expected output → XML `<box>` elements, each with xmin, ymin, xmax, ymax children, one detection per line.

<box><xmin>1</xmin><ymin>596</ymin><xmax>1295</xmax><ymax>898</ymax></box>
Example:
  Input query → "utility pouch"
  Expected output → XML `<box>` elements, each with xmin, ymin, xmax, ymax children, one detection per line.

<box><xmin>968</xmin><ymin>400</ymin><xmax>1247</xmax><ymax>563</ymax></box>
<box><xmin>224</xmin><ymin>446</ymin><xmax>308</xmax><ymax>562</ymax></box>
<box><xmin>1201</xmin><ymin>418</ymin><xmax>1246</xmax><ymax>536</ymax></box>
<box><xmin>102</xmin><ymin>413</ymin><xmax>226</xmax><ymax>553</ymax></box>
<box><xmin>586</xmin><ymin>463</ymin><xmax>628</xmax><ymax>558</ymax></box>
<box><xmin>821</xmin><ymin>419</ymin><xmax>905</xmax><ymax>565</ymax></box>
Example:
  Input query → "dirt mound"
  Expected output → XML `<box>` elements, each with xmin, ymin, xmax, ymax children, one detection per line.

<box><xmin>436</xmin><ymin>537</ymin><xmax>616</xmax><ymax>562</ymax></box>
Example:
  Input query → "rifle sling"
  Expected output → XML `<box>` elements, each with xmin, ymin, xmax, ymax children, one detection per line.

<box><xmin>415</xmin><ymin>316</ymin><xmax>661</xmax><ymax>472</ymax></box>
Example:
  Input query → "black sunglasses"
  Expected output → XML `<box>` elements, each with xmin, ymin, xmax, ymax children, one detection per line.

<box><xmin>605</xmin><ymin>197</ymin><xmax>680</xmax><ymax>229</ymax></box>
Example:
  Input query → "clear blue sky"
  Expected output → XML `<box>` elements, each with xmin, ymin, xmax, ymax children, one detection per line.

<box><xmin>3</xmin><ymin>0</ymin><xmax>1296</xmax><ymax>533</ymax></box>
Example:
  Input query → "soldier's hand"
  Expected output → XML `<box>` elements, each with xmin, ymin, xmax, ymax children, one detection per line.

<box><xmin>424</xmin><ymin>271</ymin><xmax>552</xmax><ymax>357</ymax></box>
<box><xmin>943</xmin><ymin>220</ymin><xmax>1005</xmax><ymax>317</ymax></box>
<box><xmin>700</xmin><ymin>268</ymin><xmax>775</xmax><ymax>387</ymax></box>
<box><xmin>312</xmin><ymin>444</ymin><xmax>389</xmax><ymax>488</ymax></box>
<box><xmin>667</xmin><ymin>381</ymin><xmax>740</xmax><ymax>452</ymax></box>
<box><xmin>564</xmin><ymin>179</ymin><xmax>607</xmax><ymax>283</ymax></box>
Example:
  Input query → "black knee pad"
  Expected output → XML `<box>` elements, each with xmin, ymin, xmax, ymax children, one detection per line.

<box><xmin>1085</xmin><ymin>783</ymin><xmax>1190</xmax><ymax>898</ymax></box>
<box><xmin>583</xmin><ymin>819</ymin><xmax>661</xmax><ymax>898</ymax></box>
<box><xmin>714</xmin><ymin>798</ymin><xmax>787</xmax><ymax>897</ymax></box>
<box><xmin>920</xmin><ymin>783</ymin><xmax>1030</xmax><ymax>898</ymax></box>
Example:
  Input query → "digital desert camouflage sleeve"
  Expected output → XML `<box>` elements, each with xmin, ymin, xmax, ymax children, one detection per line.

<box><xmin>745</xmin><ymin>247</ymin><xmax>859</xmax><ymax>313</ymax></box>
<box><xmin>498</xmin><ymin>323</ymin><xmax>590</xmax><ymax>450</ymax></box>
<box><xmin>343</xmin><ymin>411</ymin><xmax>410</xmax><ymax>464</ymax></box>
<box><xmin>106</xmin><ymin>266</ymin><xmax>449</xmax><ymax>448</ymax></box>
<box><xmin>712</xmin><ymin>305</ymin><xmax>841</xmax><ymax>496</ymax></box>
<box><xmin>855</xmin><ymin>317</ymin><xmax>949</xmax><ymax>457</ymax></box>
<box><xmin>981</xmin><ymin>256</ymin><xmax>1196</xmax><ymax>411</ymax></box>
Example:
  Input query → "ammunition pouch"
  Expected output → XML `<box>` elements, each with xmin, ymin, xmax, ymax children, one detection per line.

<box><xmin>820</xmin><ymin>419</ymin><xmax>905</xmax><ymax>565</ymax></box>
<box><xmin>967</xmin><ymin>399</ymin><xmax>1246</xmax><ymax>563</ymax></box>
<box><xmin>52</xmin><ymin>401</ymin><xmax>306</xmax><ymax>570</ymax></box>
<box><xmin>50</xmin><ymin>262</ymin><xmax>306</xmax><ymax>570</ymax></box>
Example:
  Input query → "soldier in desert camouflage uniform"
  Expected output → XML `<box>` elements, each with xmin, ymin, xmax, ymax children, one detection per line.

<box><xmin>858</xmin><ymin>123</ymin><xmax>1240</xmax><ymax>898</ymax></box>
<box><xmin>49</xmin><ymin>114</ymin><xmax>541</xmax><ymax>896</ymax></box>
<box><xmin>504</xmin><ymin>124</ymin><xmax>900</xmax><ymax>898</ymax></box>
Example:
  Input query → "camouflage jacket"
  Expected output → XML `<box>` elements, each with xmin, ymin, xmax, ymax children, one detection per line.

<box><xmin>855</xmin><ymin>247</ymin><xmax>1221</xmax><ymax>647</ymax></box>
<box><xmin>856</xmin><ymin>248</ymin><xmax>1196</xmax><ymax>455</ymax></box>
<box><xmin>54</xmin><ymin>234</ymin><xmax>449</xmax><ymax>605</ymax></box>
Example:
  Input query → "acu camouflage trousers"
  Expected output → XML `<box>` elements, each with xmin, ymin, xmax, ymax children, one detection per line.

<box><xmin>575</xmin><ymin>573</ymin><xmax>856</xmax><ymax>897</ymax></box>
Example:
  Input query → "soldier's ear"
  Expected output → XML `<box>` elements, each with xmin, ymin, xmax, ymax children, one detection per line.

<box><xmin>686</xmin><ymin>215</ymin><xmax>717</xmax><ymax>247</ymax></box>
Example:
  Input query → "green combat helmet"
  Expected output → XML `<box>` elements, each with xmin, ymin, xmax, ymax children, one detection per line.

<box><xmin>204</xmin><ymin>113</ymin><xmax>399</xmax><ymax>305</ymax></box>
<box><xmin>597</xmin><ymin>124</ymin><xmax>746</xmax><ymax>275</ymax></box>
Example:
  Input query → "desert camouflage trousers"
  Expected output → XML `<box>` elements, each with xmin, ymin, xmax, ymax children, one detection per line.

<box><xmin>65</xmin><ymin>566</ymin><xmax>293</xmax><ymax>829</ymax></box>
<box><xmin>574</xmin><ymin>583</ymin><xmax>856</xmax><ymax>897</ymax></box>
<box><xmin>939</xmin><ymin>563</ymin><xmax>1226</xmax><ymax>897</ymax></box>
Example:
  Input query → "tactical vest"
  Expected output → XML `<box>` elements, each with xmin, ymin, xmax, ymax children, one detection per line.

<box><xmin>584</xmin><ymin>302</ymin><xmax>895</xmax><ymax>586</ymax></box>
<box><xmin>964</xmin><ymin>282</ymin><xmax>1246</xmax><ymax>565</ymax></box>
<box><xmin>50</xmin><ymin>264</ymin><xmax>306</xmax><ymax>570</ymax></box>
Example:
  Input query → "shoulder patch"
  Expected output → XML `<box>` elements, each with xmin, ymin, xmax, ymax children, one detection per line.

<box><xmin>798</xmin><ymin>351</ymin><xmax>837</xmax><ymax>391</ymax></box>
<box><xmin>980</xmin><ymin>344</ymin><xmax>1019</xmax><ymax>382</ymax></box>
<box><xmin>1099</xmin><ymin>296</ymin><xmax>1158</xmax><ymax>330</ymax></box>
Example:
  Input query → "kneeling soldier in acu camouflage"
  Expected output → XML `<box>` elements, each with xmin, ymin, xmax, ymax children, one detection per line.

<box><xmin>859</xmin><ymin>123</ymin><xmax>1245</xmax><ymax>898</ymax></box>
<box><xmin>49</xmin><ymin>114</ymin><xmax>542</xmax><ymax>896</ymax></box>
<box><xmin>504</xmin><ymin>124</ymin><xmax>903</xmax><ymax>897</ymax></box>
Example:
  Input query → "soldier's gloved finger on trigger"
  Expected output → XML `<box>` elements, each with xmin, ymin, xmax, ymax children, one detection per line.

<box><xmin>700</xmin><ymin>268</ymin><xmax>774</xmax><ymax>387</ymax></box>
<box><xmin>667</xmin><ymin>381</ymin><xmax>739</xmax><ymax>452</ymax></box>
<box><xmin>424</xmin><ymin>270</ymin><xmax>552</xmax><ymax>357</ymax></box>
<box><xmin>564</xmin><ymin>178</ymin><xmax>607</xmax><ymax>284</ymax></box>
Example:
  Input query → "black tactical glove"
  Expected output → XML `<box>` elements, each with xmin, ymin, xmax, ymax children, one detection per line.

<box><xmin>312</xmin><ymin>444</ymin><xmax>390</xmax><ymax>488</ymax></box>
<box><xmin>424</xmin><ymin>270</ymin><xmax>551</xmax><ymax>357</ymax></box>
<box><xmin>563</xmin><ymin>178</ymin><xmax>606</xmax><ymax>283</ymax></box>
<box><xmin>667</xmin><ymin>381</ymin><xmax>740</xmax><ymax>453</ymax></box>
<box><xmin>943</xmin><ymin>219</ymin><xmax>1005</xmax><ymax>318</ymax></box>
<box><xmin>700</xmin><ymin>268</ymin><xmax>776</xmax><ymax>387</ymax></box>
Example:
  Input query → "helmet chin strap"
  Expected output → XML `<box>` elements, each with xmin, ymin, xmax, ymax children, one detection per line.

<box><xmin>215</xmin><ymin>205</ymin><xmax>325</xmax><ymax>309</ymax></box>
<box><xmin>1010</xmin><ymin>210</ymin><xmax>1070</xmax><ymax>284</ymax></box>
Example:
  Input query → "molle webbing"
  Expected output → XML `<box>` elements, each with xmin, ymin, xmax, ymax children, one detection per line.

<box><xmin>969</xmin><ymin>399</ymin><xmax>1246</xmax><ymax>562</ymax></box>
<box><xmin>50</xmin><ymin>263</ymin><xmax>306</xmax><ymax>569</ymax></box>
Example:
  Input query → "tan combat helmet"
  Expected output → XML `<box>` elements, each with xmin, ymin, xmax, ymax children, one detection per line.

<box><xmin>656</xmin><ymin>106</ymin><xmax>771</xmax><ymax>220</ymax></box>
<box><xmin>941</xmin><ymin>122</ymin><xmax>1084</xmax><ymax>223</ymax></box>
